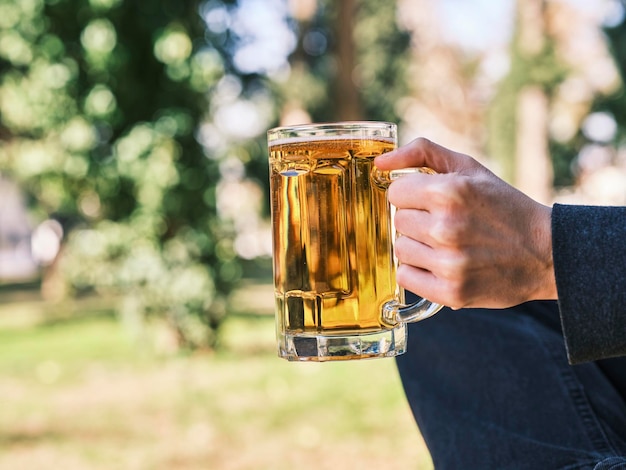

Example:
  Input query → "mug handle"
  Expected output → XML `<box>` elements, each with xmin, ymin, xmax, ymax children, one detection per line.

<box><xmin>373</xmin><ymin>167</ymin><xmax>444</xmax><ymax>325</ymax></box>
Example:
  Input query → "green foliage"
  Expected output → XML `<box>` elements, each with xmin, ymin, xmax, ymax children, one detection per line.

<box><xmin>0</xmin><ymin>0</ymin><xmax>412</xmax><ymax>349</ymax></box>
<box><xmin>486</xmin><ymin>77</ymin><xmax>519</xmax><ymax>181</ymax></box>
<box><xmin>0</xmin><ymin>0</ymin><xmax>261</xmax><ymax>349</ymax></box>
<box><xmin>353</xmin><ymin>0</ymin><xmax>411</xmax><ymax>122</ymax></box>
<box><xmin>596</xmin><ymin>18</ymin><xmax>626</xmax><ymax>145</ymax></box>
<box><xmin>540</xmin><ymin>15</ymin><xmax>626</xmax><ymax>187</ymax></box>
<box><xmin>549</xmin><ymin>137</ymin><xmax>582</xmax><ymax>187</ymax></box>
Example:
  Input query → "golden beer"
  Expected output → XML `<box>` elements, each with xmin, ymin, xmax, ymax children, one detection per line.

<box><xmin>268</xmin><ymin>122</ymin><xmax>441</xmax><ymax>361</ymax></box>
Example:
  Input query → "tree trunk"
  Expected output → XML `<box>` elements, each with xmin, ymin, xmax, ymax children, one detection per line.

<box><xmin>515</xmin><ymin>86</ymin><xmax>553</xmax><ymax>203</ymax></box>
<box><xmin>514</xmin><ymin>0</ymin><xmax>553</xmax><ymax>203</ymax></box>
<box><xmin>334</xmin><ymin>0</ymin><xmax>362</xmax><ymax>120</ymax></box>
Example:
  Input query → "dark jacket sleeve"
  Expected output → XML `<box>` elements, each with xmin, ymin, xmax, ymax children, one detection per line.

<box><xmin>552</xmin><ymin>203</ymin><xmax>626</xmax><ymax>364</ymax></box>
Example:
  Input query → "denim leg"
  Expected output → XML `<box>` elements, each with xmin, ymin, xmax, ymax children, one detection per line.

<box><xmin>396</xmin><ymin>301</ymin><xmax>626</xmax><ymax>470</ymax></box>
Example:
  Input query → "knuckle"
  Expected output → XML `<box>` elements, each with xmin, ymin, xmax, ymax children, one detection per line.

<box><xmin>440</xmin><ymin>279</ymin><xmax>469</xmax><ymax>310</ymax></box>
<box><xmin>448</xmin><ymin>175</ymin><xmax>473</xmax><ymax>197</ymax></box>
<box><xmin>407</xmin><ymin>136</ymin><xmax>430</xmax><ymax>148</ymax></box>
<box><xmin>429</xmin><ymin>213</ymin><xmax>463</xmax><ymax>245</ymax></box>
<box><xmin>435</xmin><ymin>253</ymin><xmax>463</xmax><ymax>282</ymax></box>
<box><xmin>433</xmin><ymin>254</ymin><xmax>474</xmax><ymax>307</ymax></box>
<box><xmin>430</xmin><ymin>175</ymin><xmax>473</xmax><ymax>205</ymax></box>
<box><xmin>414</xmin><ymin>136</ymin><xmax>433</xmax><ymax>149</ymax></box>
<box><xmin>422</xmin><ymin>179</ymin><xmax>475</xmax><ymax>246</ymax></box>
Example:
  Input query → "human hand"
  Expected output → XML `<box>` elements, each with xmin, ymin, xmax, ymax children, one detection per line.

<box><xmin>374</xmin><ymin>138</ymin><xmax>557</xmax><ymax>309</ymax></box>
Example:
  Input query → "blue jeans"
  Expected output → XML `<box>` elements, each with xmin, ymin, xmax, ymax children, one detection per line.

<box><xmin>396</xmin><ymin>301</ymin><xmax>626</xmax><ymax>469</ymax></box>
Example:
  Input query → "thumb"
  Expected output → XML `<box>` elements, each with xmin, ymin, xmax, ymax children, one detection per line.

<box><xmin>374</xmin><ymin>137</ymin><xmax>477</xmax><ymax>174</ymax></box>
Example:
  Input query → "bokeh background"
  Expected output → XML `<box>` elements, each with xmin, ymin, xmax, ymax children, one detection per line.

<box><xmin>1</xmin><ymin>0</ymin><xmax>626</xmax><ymax>469</ymax></box>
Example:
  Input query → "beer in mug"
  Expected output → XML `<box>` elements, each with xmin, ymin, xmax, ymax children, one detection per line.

<box><xmin>268</xmin><ymin>122</ymin><xmax>441</xmax><ymax>361</ymax></box>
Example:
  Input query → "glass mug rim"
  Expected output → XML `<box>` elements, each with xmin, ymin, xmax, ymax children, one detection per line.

<box><xmin>267</xmin><ymin>120</ymin><xmax>397</xmax><ymax>141</ymax></box>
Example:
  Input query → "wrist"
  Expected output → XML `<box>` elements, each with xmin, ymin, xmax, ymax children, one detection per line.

<box><xmin>532</xmin><ymin>204</ymin><xmax>558</xmax><ymax>301</ymax></box>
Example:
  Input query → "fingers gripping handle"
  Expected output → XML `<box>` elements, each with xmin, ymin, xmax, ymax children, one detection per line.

<box><xmin>373</xmin><ymin>166</ymin><xmax>437</xmax><ymax>187</ymax></box>
<box><xmin>376</xmin><ymin>166</ymin><xmax>444</xmax><ymax>325</ymax></box>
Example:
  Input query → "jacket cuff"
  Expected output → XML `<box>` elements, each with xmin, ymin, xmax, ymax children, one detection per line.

<box><xmin>552</xmin><ymin>203</ymin><xmax>626</xmax><ymax>364</ymax></box>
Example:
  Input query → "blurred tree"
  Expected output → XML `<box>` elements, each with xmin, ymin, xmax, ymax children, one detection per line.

<box><xmin>0</xmin><ymin>0</ymin><xmax>272</xmax><ymax>349</ymax></box>
<box><xmin>394</xmin><ymin>0</ymin><xmax>487</xmax><ymax>156</ymax></box>
<box><xmin>354</xmin><ymin>0</ymin><xmax>412</xmax><ymax>123</ymax></box>
<box><xmin>602</xmin><ymin>16</ymin><xmax>626</xmax><ymax>144</ymax></box>
<box><xmin>487</xmin><ymin>0</ymin><xmax>567</xmax><ymax>203</ymax></box>
<box><xmin>552</xmin><ymin>6</ymin><xmax>626</xmax><ymax>205</ymax></box>
<box><xmin>512</xmin><ymin>0</ymin><xmax>553</xmax><ymax>203</ymax></box>
<box><xmin>487</xmin><ymin>0</ymin><xmax>620</xmax><ymax>198</ymax></box>
<box><xmin>547</xmin><ymin>3</ymin><xmax>623</xmax><ymax>192</ymax></box>
<box><xmin>0</xmin><ymin>0</ymin><xmax>415</xmax><ymax>349</ymax></box>
<box><xmin>335</xmin><ymin>0</ymin><xmax>361</xmax><ymax>120</ymax></box>
<box><xmin>278</xmin><ymin>0</ymin><xmax>411</xmax><ymax>125</ymax></box>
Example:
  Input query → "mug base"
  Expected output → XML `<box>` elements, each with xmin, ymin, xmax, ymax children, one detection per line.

<box><xmin>277</xmin><ymin>325</ymin><xmax>407</xmax><ymax>362</ymax></box>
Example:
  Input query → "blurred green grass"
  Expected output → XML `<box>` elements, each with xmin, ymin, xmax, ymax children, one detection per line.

<box><xmin>0</xmin><ymin>286</ymin><xmax>433</xmax><ymax>470</ymax></box>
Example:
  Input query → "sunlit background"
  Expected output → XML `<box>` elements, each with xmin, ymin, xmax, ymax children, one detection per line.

<box><xmin>1</xmin><ymin>0</ymin><xmax>625</xmax><ymax>469</ymax></box>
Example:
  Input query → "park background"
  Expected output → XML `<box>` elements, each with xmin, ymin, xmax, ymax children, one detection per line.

<box><xmin>1</xmin><ymin>0</ymin><xmax>626</xmax><ymax>468</ymax></box>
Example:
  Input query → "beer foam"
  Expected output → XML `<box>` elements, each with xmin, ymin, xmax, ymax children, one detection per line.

<box><xmin>268</xmin><ymin>134</ymin><xmax>395</xmax><ymax>147</ymax></box>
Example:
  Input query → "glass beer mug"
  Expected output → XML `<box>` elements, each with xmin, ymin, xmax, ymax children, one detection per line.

<box><xmin>268</xmin><ymin>121</ymin><xmax>442</xmax><ymax>361</ymax></box>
